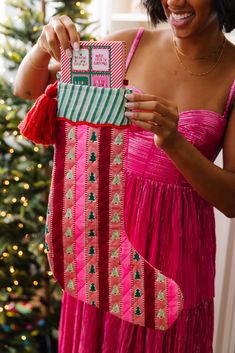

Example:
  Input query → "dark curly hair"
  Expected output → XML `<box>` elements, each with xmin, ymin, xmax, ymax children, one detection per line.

<box><xmin>141</xmin><ymin>0</ymin><xmax>235</xmax><ymax>33</ymax></box>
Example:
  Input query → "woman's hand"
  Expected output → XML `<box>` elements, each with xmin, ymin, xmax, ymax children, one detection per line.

<box><xmin>124</xmin><ymin>92</ymin><xmax>180</xmax><ymax>149</ymax></box>
<box><xmin>37</xmin><ymin>15</ymin><xmax>80</xmax><ymax>62</ymax></box>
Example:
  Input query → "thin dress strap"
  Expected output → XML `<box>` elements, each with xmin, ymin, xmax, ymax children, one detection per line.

<box><xmin>126</xmin><ymin>27</ymin><xmax>145</xmax><ymax>72</ymax></box>
<box><xmin>223</xmin><ymin>78</ymin><xmax>235</xmax><ymax>119</ymax></box>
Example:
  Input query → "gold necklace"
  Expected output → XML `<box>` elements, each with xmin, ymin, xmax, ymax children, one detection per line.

<box><xmin>173</xmin><ymin>35</ymin><xmax>227</xmax><ymax>76</ymax></box>
<box><xmin>173</xmin><ymin>36</ymin><xmax>225</xmax><ymax>60</ymax></box>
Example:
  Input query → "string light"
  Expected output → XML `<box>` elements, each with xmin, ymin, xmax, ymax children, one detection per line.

<box><xmin>12</xmin><ymin>198</ymin><xmax>17</xmax><ymax>203</ymax></box>
<box><xmin>4</xmin><ymin>305</ymin><xmax>9</xmax><ymax>310</ymax></box>
<box><xmin>6</xmin><ymin>287</ymin><xmax>12</xmax><ymax>292</ymax></box>
<box><xmin>38</xmin><ymin>216</ymin><xmax>44</xmax><ymax>222</ymax></box>
<box><xmin>23</xmin><ymin>183</ymin><xmax>30</xmax><ymax>189</ymax></box>
<box><xmin>47</xmin><ymin>271</ymin><xmax>53</xmax><ymax>276</ymax></box>
<box><xmin>12</xmin><ymin>245</ymin><xmax>18</xmax><ymax>250</ymax></box>
<box><xmin>0</xmin><ymin>211</ymin><xmax>6</xmax><ymax>217</ymax></box>
<box><xmin>14</xmin><ymin>176</ymin><xmax>20</xmax><ymax>181</ymax></box>
<box><xmin>3</xmin><ymin>252</ymin><xmax>9</xmax><ymax>257</ymax></box>
<box><xmin>76</xmin><ymin>1</ymin><xmax>81</xmax><ymax>6</ymax></box>
<box><xmin>0</xmin><ymin>307</ymin><xmax>3</xmax><ymax>312</ymax></box>
<box><xmin>38</xmin><ymin>243</ymin><xmax>44</xmax><ymax>250</ymax></box>
<box><xmin>37</xmin><ymin>163</ymin><xmax>42</xmax><ymax>168</ymax></box>
<box><xmin>21</xmin><ymin>336</ymin><xmax>26</xmax><ymax>341</ymax></box>
<box><xmin>18</xmin><ymin>250</ymin><xmax>23</xmax><ymax>256</ymax></box>
<box><xmin>34</xmin><ymin>146</ymin><xmax>39</xmax><ymax>152</ymax></box>
<box><xmin>21</xmin><ymin>196</ymin><xmax>26</xmax><ymax>202</ymax></box>
<box><xmin>9</xmin><ymin>266</ymin><xmax>15</xmax><ymax>273</ymax></box>
<box><xmin>13</xmin><ymin>130</ymin><xmax>18</xmax><ymax>136</ymax></box>
<box><xmin>18</xmin><ymin>223</ymin><xmax>24</xmax><ymax>229</ymax></box>
<box><xmin>0</xmin><ymin>99</ymin><xmax>5</xmax><ymax>104</ymax></box>
<box><xmin>13</xmin><ymin>280</ymin><xmax>19</xmax><ymax>285</ymax></box>
<box><xmin>33</xmin><ymin>280</ymin><xmax>38</xmax><ymax>286</ymax></box>
<box><xmin>80</xmin><ymin>9</ymin><xmax>85</xmax><ymax>15</ymax></box>
<box><xmin>9</xmin><ymin>148</ymin><xmax>14</xmax><ymax>154</ymax></box>
<box><xmin>3</xmin><ymin>180</ymin><xmax>10</xmax><ymax>185</ymax></box>
<box><xmin>3</xmin><ymin>189</ymin><xmax>7</xmax><ymax>193</ymax></box>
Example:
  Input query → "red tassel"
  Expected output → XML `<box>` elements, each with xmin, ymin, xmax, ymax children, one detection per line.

<box><xmin>18</xmin><ymin>81</ymin><xmax>58</xmax><ymax>145</ymax></box>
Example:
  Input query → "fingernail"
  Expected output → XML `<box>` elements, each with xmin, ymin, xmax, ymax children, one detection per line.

<box><xmin>66</xmin><ymin>49</ymin><xmax>72</xmax><ymax>58</ymax></box>
<box><xmin>125</xmin><ymin>102</ymin><xmax>135</xmax><ymax>108</ymax></box>
<box><xmin>73</xmin><ymin>42</ymin><xmax>80</xmax><ymax>51</ymax></box>
<box><xmin>125</xmin><ymin>112</ymin><xmax>135</xmax><ymax>118</ymax></box>
<box><xmin>125</xmin><ymin>93</ymin><xmax>134</xmax><ymax>100</ymax></box>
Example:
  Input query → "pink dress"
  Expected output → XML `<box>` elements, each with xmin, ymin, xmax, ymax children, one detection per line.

<box><xmin>58</xmin><ymin>27</ymin><xmax>235</xmax><ymax>353</ymax></box>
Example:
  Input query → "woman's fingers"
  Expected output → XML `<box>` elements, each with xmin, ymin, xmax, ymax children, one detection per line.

<box><xmin>59</xmin><ymin>15</ymin><xmax>80</xmax><ymax>49</ymax></box>
<box><xmin>126</xmin><ymin>92</ymin><xmax>177</xmax><ymax>109</ymax></box>
<box><xmin>125</xmin><ymin>100</ymin><xmax>174</xmax><ymax>119</ymax></box>
<box><xmin>125</xmin><ymin>110</ymin><xmax>166</xmax><ymax>126</ymax></box>
<box><xmin>38</xmin><ymin>15</ymin><xmax>80</xmax><ymax>61</ymax></box>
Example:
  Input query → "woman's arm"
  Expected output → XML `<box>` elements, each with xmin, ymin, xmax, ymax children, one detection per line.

<box><xmin>13</xmin><ymin>15</ymin><xmax>80</xmax><ymax>100</ymax></box>
<box><xmin>125</xmin><ymin>93</ymin><xmax>235</xmax><ymax>218</ymax></box>
<box><xmin>161</xmin><ymin>106</ymin><xmax>235</xmax><ymax>218</ymax></box>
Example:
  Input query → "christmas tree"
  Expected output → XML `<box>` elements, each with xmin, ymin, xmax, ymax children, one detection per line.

<box><xmin>0</xmin><ymin>0</ymin><xmax>96</xmax><ymax>352</ymax></box>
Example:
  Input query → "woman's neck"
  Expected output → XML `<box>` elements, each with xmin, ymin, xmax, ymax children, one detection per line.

<box><xmin>172</xmin><ymin>22</ymin><xmax>225</xmax><ymax>59</ymax></box>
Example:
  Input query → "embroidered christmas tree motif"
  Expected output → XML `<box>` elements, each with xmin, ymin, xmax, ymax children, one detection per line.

<box><xmin>157</xmin><ymin>309</ymin><xmax>165</xmax><ymax>319</ymax></box>
<box><xmin>66</xmin><ymin>263</ymin><xmax>74</xmax><ymax>272</ymax></box>
<box><xmin>45</xmin><ymin>242</ymin><xmax>49</xmax><ymax>252</ymax></box>
<box><xmin>68</xmin><ymin>148</ymin><xmax>75</xmax><ymax>160</ymax></box>
<box><xmin>88</xmin><ymin>211</ymin><xmax>95</xmax><ymax>220</ymax></box>
<box><xmin>68</xmin><ymin>128</ymin><xmax>75</xmax><ymax>140</ymax></box>
<box><xmin>90</xmin><ymin>131</ymin><xmax>97</xmax><ymax>142</ymax></box>
<box><xmin>133</xmin><ymin>252</ymin><xmax>140</xmax><ymax>261</ymax></box>
<box><xmin>135</xmin><ymin>306</ymin><xmax>141</xmax><ymax>316</ymax></box>
<box><xmin>112</xmin><ymin>174</ymin><xmax>121</xmax><ymax>185</ymax></box>
<box><xmin>90</xmin><ymin>283</ymin><xmax>96</xmax><ymax>292</ymax></box>
<box><xmin>91</xmin><ymin>301</ymin><xmax>96</xmax><ymax>306</ymax></box>
<box><xmin>68</xmin><ymin>280</ymin><xmax>74</xmax><ymax>290</ymax></box>
<box><xmin>89</xmin><ymin>246</ymin><xmax>95</xmax><ymax>255</ymax></box>
<box><xmin>45</xmin><ymin>224</ymin><xmax>49</xmax><ymax>233</ymax></box>
<box><xmin>66</xmin><ymin>189</ymin><xmax>73</xmax><ymax>200</ymax></box>
<box><xmin>157</xmin><ymin>272</ymin><xmax>165</xmax><ymax>283</ymax></box>
<box><xmin>47</xmin><ymin>206</ymin><xmax>50</xmax><ymax>215</ymax></box>
<box><xmin>88</xmin><ymin>192</ymin><xmax>96</xmax><ymax>202</ymax></box>
<box><xmin>135</xmin><ymin>289</ymin><xmax>141</xmax><ymax>297</ymax></box>
<box><xmin>111</xmin><ymin>285</ymin><xmax>119</xmax><ymax>295</ymax></box>
<box><xmin>65</xmin><ymin>228</ymin><xmax>72</xmax><ymax>237</ymax></box>
<box><xmin>88</xmin><ymin>229</ymin><xmax>95</xmax><ymax>237</ymax></box>
<box><xmin>159</xmin><ymin>325</ymin><xmax>165</xmax><ymax>331</ymax></box>
<box><xmin>89</xmin><ymin>264</ymin><xmax>96</xmax><ymax>274</ymax></box>
<box><xmin>111</xmin><ymin>267</ymin><xmax>119</xmax><ymax>277</ymax></box>
<box><xmin>135</xmin><ymin>271</ymin><xmax>141</xmax><ymax>280</ymax></box>
<box><xmin>65</xmin><ymin>208</ymin><xmax>72</xmax><ymax>219</ymax></box>
<box><xmin>66</xmin><ymin>246</ymin><xmax>73</xmax><ymax>254</ymax></box>
<box><xmin>111</xmin><ymin>249</ymin><xmax>119</xmax><ymax>258</ymax></box>
<box><xmin>111</xmin><ymin>230</ymin><xmax>119</xmax><ymax>240</ymax></box>
<box><xmin>89</xmin><ymin>172</ymin><xmax>96</xmax><ymax>182</ymax></box>
<box><xmin>113</xmin><ymin>154</ymin><xmax>121</xmax><ymax>165</ymax></box>
<box><xmin>111</xmin><ymin>303</ymin><xmax>120</xmax><ymax>313</ymax></box>
<box><xmin>114</xmin><ymin>134</ymin><xmax>123</xmax><ymax>145</ymax></box>
<box><xmin>112</xmin><ymin>212</ymin><xmax>120</xmax><ymax>223</ymax></box>
<box><xmin>89</xmin><ymin>151</ymin><xmax>96</xmax><ymax>162</ymax></box>
<box><xmin>66</xmin><ymin>169</ymin><xmax>73</xmax><ymax>180</ymax></box>
<box><xmin>158</xmin><ymin>290</ymin><xmax>165</xmax><ymax>301</ymax></box>
<box><xmin>112</xmin><ymin>193</ymin><xmax>120</xmax><ymax>205</ymax></box>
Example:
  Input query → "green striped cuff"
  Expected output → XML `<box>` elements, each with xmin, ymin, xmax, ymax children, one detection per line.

<box><xmin>57</xmin><ymin>82</ymin><xmax>132</xmax><ymax>126</ymax></box>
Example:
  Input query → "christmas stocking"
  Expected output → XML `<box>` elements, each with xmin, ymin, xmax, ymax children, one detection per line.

<box><xmin>19</xmin><ymin>82</ymin><xmax>184</xmax><ymax>331</ymax></box>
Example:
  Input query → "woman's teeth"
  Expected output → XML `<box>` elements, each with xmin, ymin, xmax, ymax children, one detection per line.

<box><xmin>171</xmin><ymin>12</ymin><xmax>194</xmax><ymax>21</ymax></box>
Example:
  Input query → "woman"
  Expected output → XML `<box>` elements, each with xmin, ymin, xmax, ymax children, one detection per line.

<box><xmin>14</xmin><ymin>0</ymin><xmax>235</xmax><ymax>352</ymax></box>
